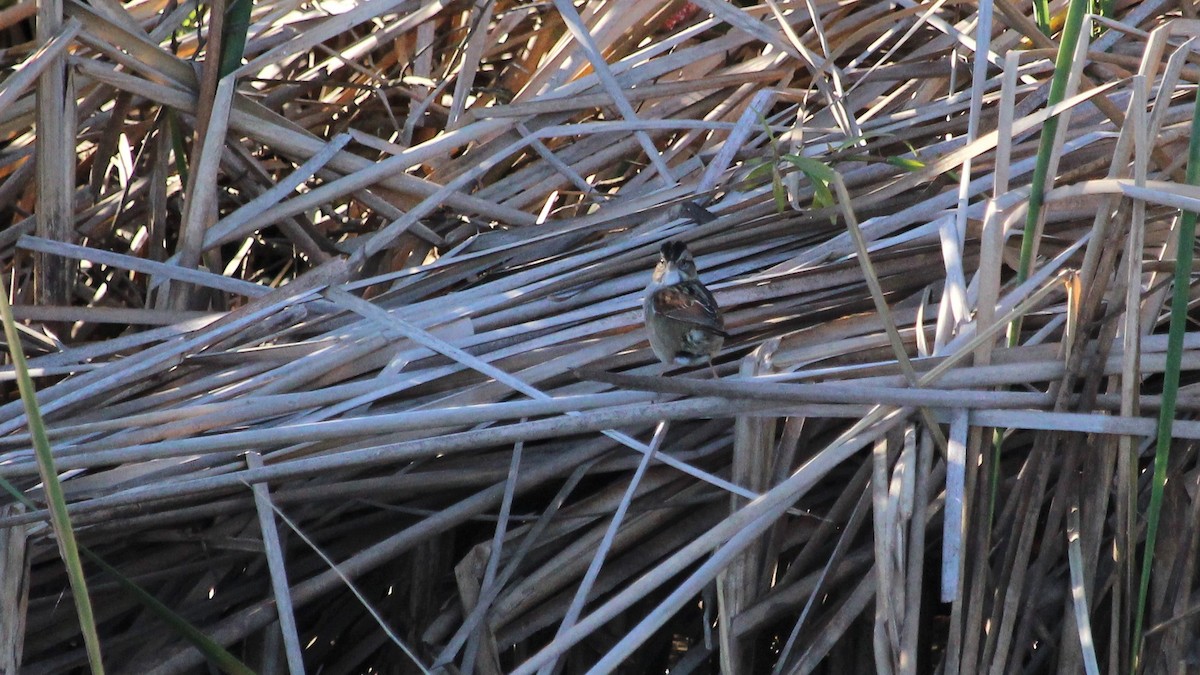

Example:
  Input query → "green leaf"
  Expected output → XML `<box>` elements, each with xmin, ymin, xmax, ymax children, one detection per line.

<box><xmin>219</xmin><ymin>0</ymin><xmax>253</xmax><ymax>78</ymax></box>
<box><xmin>85</xmin><ymin>552</ymin><xmax>258</xmax><ymax>675</ymax></box>
<box><xmin>1133</xmin><ymin>71</ymin><xmax>1200</xmax><ymax>675</ymax></box>
<box><xmin>771</xmin><ymin>167</ymin><xmax>787</xmax><ymax>212</ymax></box>
<box><xmin>885</xmin><ymin>156</ymin><xmax>926</xmax><ymax>171</ymax></box>
<box><xmin>0</xmin><ymin>476</ymin><xmax>258</xmax><ymax>673</ymax></box>
<box><xmin>0</xmin><ymin>291</ymin><xmax>105</xmax><ymax>673</ymax></box>
<box><xmin>811</xmin><ymin>179</ymin><xmax>835</xmax><ymax>210</ymax></box>
<box><xmin>781</xmin><ymin>154</ymin><xmax>837</xmax><ymax>183</ymax></box>
<box><xmin>1032</xmin><ymin>0</ymin><xmax>1051</xmax><ymax>35</ymax></box>
<box><xmin>744</xmin><ymin>158</ymin><xmax>776</xmax><ymax>183</ymax></box>
<box><xmin>833</xmin><ymin>154</ymin><xmax>925</xmax><ymax>172</ymax></box>
<box><xmin>166</xmin><ymin>110</ymin><xmax>190</xmax><ymax>186</ymax></box>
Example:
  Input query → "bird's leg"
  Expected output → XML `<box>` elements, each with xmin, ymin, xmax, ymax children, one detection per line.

<box><xmin>708</xmin><ymin>359</ymin><xmax>718</xmax><ymax>379</ymax></box>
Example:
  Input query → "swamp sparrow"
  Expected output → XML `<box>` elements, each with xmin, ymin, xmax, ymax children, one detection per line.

<box><xmin>643</xmin><ymin>241</ymin><xmax>726</xmax><ymax>376</ymax></box>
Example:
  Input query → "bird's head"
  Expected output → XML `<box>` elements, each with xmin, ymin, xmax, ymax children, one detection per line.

<box><xmin>653</xmin><ymin>241</ymin><xmax>698</xmax><ymax>285</ymax></box>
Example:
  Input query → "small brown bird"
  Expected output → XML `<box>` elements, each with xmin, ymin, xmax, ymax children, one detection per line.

<box><xmin>643</xmin><ymin>241</ymin><xmax>726</xmax><ymax>376</ymax></box>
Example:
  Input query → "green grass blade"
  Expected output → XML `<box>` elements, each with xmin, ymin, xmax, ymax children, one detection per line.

<box><xmin>1132</xmin><ymin>86</ymin><xmax>1200</xmax><ymax>674</ymax></box>
<box><xmin>993</xmin><ymin>0</ymin><xmax>1091</xmax><ymax>535</ymax></box>
<box><xmin>83</xmin><ymin>551</ymin><xmax>258</xmax><ymax>675</ymax></box>
<box><xmin>1032</xmin><ymin>0</ymin><xmax>1052</xmax><ymax>35</ymax></box>
<box><xmin>0</xmin><ymin>469</ymin><xmax>258</xmax><ymax>673</ymax></box>
<box><xmin>993</xmin><ymin>0</ymin><xmax>1091</xmax><ymax>552</ymax></box>
<box><xmin>219</xmin><ymin>0</ymin><xmax>253</xmax><ymax>77</ymax></box>
<box><xmin>167</xmin><ymin>109</ymin><xmax>190</xmax><ymax>187</ymax></box>
<box><xmin>0</xmin><ymin>290</ymin><xmax>105</xmax><ymax>673</ymax></box>
<box><xmin>1009</xmin><ymin>0</ymin><xmax>1089</xmax><ymax>347</ymax></box>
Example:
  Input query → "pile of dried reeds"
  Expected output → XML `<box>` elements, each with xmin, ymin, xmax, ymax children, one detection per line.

<box><xmin>2</xmin><ymin>0</ymin><xmax>1200</xmax><ymax>672</ymax></box>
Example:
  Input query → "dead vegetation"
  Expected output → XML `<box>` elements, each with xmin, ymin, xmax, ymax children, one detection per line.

<box><xmin>2</xmin><ymin>0</ymin><xmax>1200</xmax><ymax>672</ymax></box>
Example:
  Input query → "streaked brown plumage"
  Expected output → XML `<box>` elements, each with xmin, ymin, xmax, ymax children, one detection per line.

<box><xmin>643</xmin><ymin>241</ymin><xmax>726</xmax><ymax>374</ymax></box>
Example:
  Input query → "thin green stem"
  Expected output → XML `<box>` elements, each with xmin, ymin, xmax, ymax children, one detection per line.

<box><xmin>0</xmin><ymin>289</ymin><xmax>105</xmax><ymax>673</ymax></box>
<box><xmin>1009</xmin><ymin>0</ymin><xmax>1089</xmax><ymax>347</ymax></box>
<box><xmin>1032</xmin><ymin>0</ymin><xmax>1051</xmax><ymax>35</ymax></box>
<box><xmin>1131</xmin><ymin>86</ymin><xmax>1200</xmax><ymax>674</ymax></box>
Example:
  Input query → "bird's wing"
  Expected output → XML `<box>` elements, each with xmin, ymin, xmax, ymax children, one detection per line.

<box><xmin>651</xmin><ymin>282</ymin><xmax>725</xmax><ymax>333</ymax></box>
